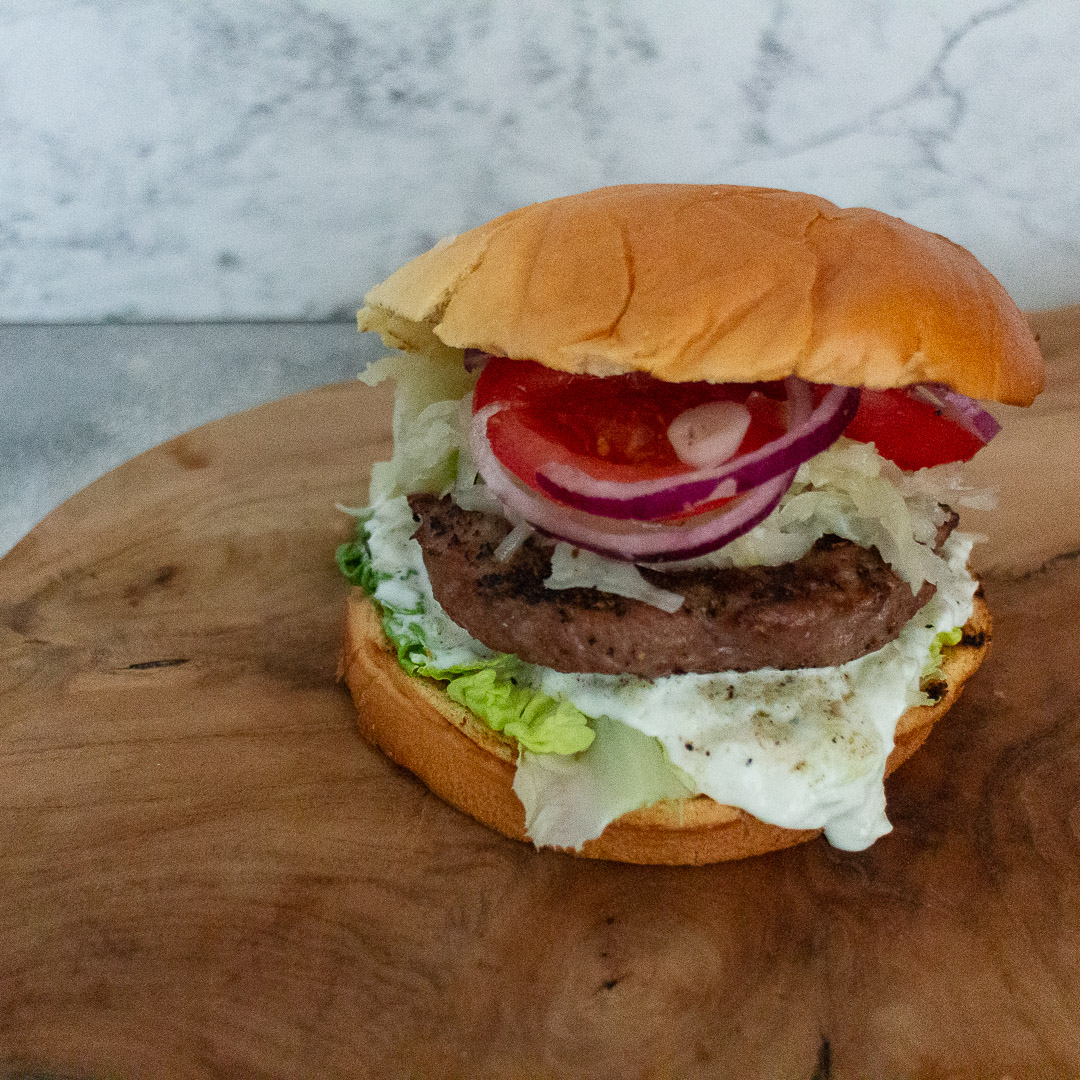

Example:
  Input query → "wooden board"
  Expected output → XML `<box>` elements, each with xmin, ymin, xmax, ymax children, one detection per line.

<box><xmin>1</xmin><ymin>310</ymin><xmax>1078</xmax><ymax>1080</ymax></box>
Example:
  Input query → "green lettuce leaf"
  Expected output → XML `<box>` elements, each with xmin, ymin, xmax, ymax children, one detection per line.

<box><xmin>923</xmin><ymin>625</ymin><xmax>963</xmax><ymax>677</ymax></box>
<box><xmin>337</xmin><ymin>513</ymin><xmax>592</xmax><ymax>755</ymax></box>
<box><xmin>335</xmin><ymin>512</ymin><xmax>390</xmax><ymax>596</ymax></box>
<box><xmin>337</xmin><ymin>540</ymin><xmax>377</xmax><ymax>593</ymax></box>
<box><xmin>513</xmin><ymin>714</ymin><xmax>695</xmax><ymax>848</ymax></box>
<box><xmin>445</xmin><ymin>668</ymin><xmax>594</xmax><ymax>755</ymax></box>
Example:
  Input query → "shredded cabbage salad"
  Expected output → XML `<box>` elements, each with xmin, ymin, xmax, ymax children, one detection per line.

<box><xmin>341</xmin><ymin>353</ymin><xmax>980</xmax><ymax>851</ymax></box>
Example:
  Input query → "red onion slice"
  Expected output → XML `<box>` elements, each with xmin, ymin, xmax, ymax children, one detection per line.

<box><xmin>464</xmin><ymin>348</ymin><xmax>493</xmax><ymax>373</ymax></box>
<box><xmin>531</xmin><ymin>379</ymin><xmax>858</xmax><ymax>521</ymax></box>
<box><xmin>907</xmin><ymin>383</ymin><xmax>1000</xmax><ymax>444</ymax></box>
<box><xmin>469</xmin><ymin>403</ymin><xmax>795</xmax><ymax>561</ymax></box>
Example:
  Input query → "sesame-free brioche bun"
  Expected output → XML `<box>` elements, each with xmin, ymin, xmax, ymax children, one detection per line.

<box><xmin>359</xmin><ymin>184</ymin><xmax>1043</xmax><ymax>405</ymax></box>
<box><xmin>340</xmin><ymin>588</ymin><xmax>991</xmax><ymax>865</ymax></box>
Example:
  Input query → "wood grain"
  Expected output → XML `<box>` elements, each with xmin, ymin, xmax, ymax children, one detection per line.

<box><xmin>963</xmin><ymin>306</ymin><xmax>1080</xmax><ymax>575</ymax></box>
<box><xmin>1</xmin><ymin>312</ymin><xmax>1078</xmax><ymax>1080</ymax></box>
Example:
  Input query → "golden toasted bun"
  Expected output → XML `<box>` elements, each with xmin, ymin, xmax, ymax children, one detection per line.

<box><xmin>359</xmin><ymin>185</ymin><xmax>1042</xmax><ymax>405</ymax></box>
<box><xmin>340</xmin><ymin>588</ymin><xmax>991</xmax><ymax>865</ymax></box>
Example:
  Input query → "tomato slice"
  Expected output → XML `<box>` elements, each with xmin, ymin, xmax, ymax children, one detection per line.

<box><xmin>473</xmin><ymin>359</ymin><xmax>788</xmax><ymax>508</ymax></box>
<box><xmin>472</xmin><ymin>359</ymin><xmax>982</xmax><ymax>518</ymax></box>
<box><xmin>842</xmin><ymin>388</ymin><xmax>985</xmax><ymax>470</ymax></box>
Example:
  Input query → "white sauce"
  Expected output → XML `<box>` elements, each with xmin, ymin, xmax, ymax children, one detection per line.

<box><xmin>362</xmin><ymin>493</ymin><xmax>977</xmax><ymax>851</ymax></box>
<box><xmin>531</xmin><ymin>534</ymin><xmax>974</xmax><ymax>849</ymax></box>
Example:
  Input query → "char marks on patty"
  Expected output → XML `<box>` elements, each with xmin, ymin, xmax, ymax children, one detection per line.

<box><xmin>408</xmin><ymin>494</ymin><xmax>955</xmax><ymax>678</ymax></box>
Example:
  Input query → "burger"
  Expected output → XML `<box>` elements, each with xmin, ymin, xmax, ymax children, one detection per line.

<box><xmin>337</xmin><ymin>184</ymin><xmax>1043</xmax><ymax>864</ymax></box>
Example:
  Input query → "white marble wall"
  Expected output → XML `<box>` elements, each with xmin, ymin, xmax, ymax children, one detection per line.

<box><xmin>3</xmin><ymin>0</ymin><xmax>1080</xmax><ymax>321</ymax></box>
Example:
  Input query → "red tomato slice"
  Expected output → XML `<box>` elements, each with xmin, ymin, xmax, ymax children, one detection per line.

<box><xmin>473</xmin><ymin>358</ymin><xmax>788</xmax><ymax>510</ymax></box>
<box><xmin>843</xmin><ymin>388</ymin><xmax>984</xmax><ymax>470</ymax></box>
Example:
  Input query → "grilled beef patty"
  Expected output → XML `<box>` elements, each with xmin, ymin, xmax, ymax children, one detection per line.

<box><xmin>408</xmin><ymin>493</ymin><xmax>956</xmax><ymax>677</ymax></box>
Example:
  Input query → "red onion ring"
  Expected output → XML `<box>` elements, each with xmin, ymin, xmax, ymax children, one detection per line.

<box><xmin>907</xmin><ymin>383</ymin><xmax>1000</xmax><ymax>444</ymax></box>
<box><xmin>469</xmin><ymin>403</ymin><xmax>796</xmax><ymax>561</ymax></box>
<box><xmin>464</xmin><ymin>348</ymin><xmax>493</xmax><ymax>373</ymax></box>
<box><xmin>531</xmin><ymin>379</ymin><xmax>859</xmax><ymax>521</ymax></box>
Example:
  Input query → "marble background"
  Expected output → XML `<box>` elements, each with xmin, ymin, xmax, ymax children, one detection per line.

<box><xmin>3</xmin><ymin>0</ymin><xmax>1080</xmax><ymax>321</ymax></box>
<box><xmin>3</xmin><ymin>0</ymin><xmax>1080</xmax><ymax>553</ymax></box>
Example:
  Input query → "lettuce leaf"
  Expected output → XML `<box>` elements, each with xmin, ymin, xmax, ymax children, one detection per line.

<box><xmin>651</xmin><ymin>438</ymin><xmax>958</xmax><ymax>593</ymax></box>
<box><xmin>339</xmin><ymin>512</ymin><xmax>593</xmax><ymax>755</ymax></box>
<box><xmin>923</xmin><ymin>625</ymin><xmax>963</xmax><ymax>678</ymax></box>
<box><xmin>336</xmin><ymin>514</ymin><xmax>386</xmax><ymax>594</ymax></box>
<box><xmin>446</xmin><ymin>668</ymin><xmax>594</xmax><ymax>754</ymax></box>
<box><xmin>547</xmin><ymin>542</ymin><xmax>684</xmax><ymax>613</ymax></box>
<box><xmin>360</xmin><ymin>352</ymin><xmax>478</xmax><ymax>503</ymax></box>
<box><xmin>513</xmin><ymin>714</ymin><xmax>695</xmax><ymax>849</ymax></box>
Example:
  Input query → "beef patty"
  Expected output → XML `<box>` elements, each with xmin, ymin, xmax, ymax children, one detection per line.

<box><xmin>408</xmin><ymin>494</ymin><xmax>956</xmax><ymax>678</ymax></box>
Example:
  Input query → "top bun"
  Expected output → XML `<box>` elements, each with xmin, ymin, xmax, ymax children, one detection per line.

<box><xmin>359</xmin><ymin>184</ymin><xmax>1043</xmax><ymax>405</ymax></box>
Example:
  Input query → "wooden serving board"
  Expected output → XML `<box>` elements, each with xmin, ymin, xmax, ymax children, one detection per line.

<box><xmin>1</xmin><ymin>310</ymin><xmax>1078</xmax><ymax>1080</ymax></box>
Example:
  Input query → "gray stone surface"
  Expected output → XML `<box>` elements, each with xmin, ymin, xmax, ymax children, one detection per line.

<box><xmin>0</xmin><ymin>322</ymin><xmax>381</xmax><ymax>555</ymax></box>
<box><xmin>2</xmin><ymin>0</ymin><xmax>1080</xmax><ymax>319</ymax></box>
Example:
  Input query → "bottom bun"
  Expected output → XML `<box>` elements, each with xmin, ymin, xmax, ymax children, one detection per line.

<box><xmin>340</xmin><ymin>588</ymin><xmax>991</xmax><ymax>865</ymax></box>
